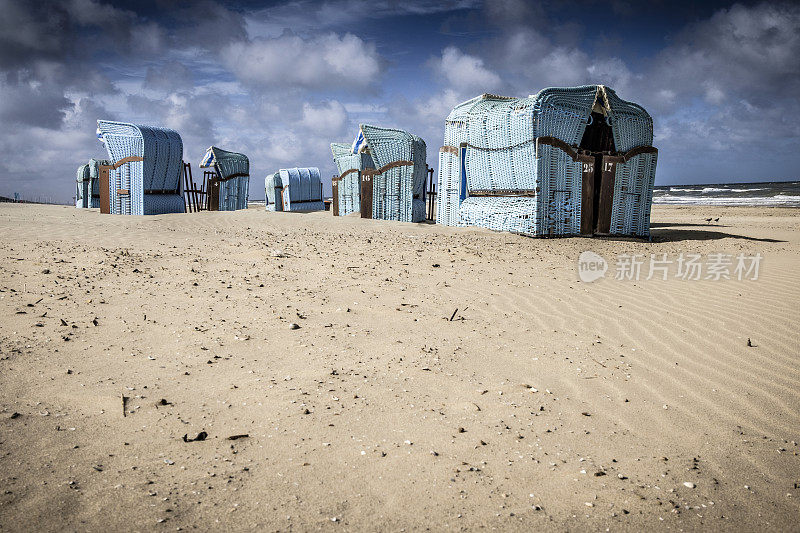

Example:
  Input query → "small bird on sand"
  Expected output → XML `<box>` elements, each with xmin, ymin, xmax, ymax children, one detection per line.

<box><xmin>714</xmin><ymin>217</ymin><xmax>720</xmax><ymax>222</ymax></box>
<box><xmin>705</xmin><ymin>218</ymin><xmax>713</xmax><ymax>223</ymax></box>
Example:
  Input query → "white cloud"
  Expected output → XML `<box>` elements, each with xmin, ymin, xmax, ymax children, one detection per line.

<box><xmin>586</xmin><ymin>57</ymin><xmax>635</xmax><ymax>94</ymax></box>
<box><xmin>647</xmin><ymin>2</ymin><xmax>800</xmax><ymax>108</ymax></box>
<box><xmin>431</xmin><ymin>47</ymin><xmax>502</xmax><ymax>93</ymax></box>
<box><xmin>300</xmin><ymin>101</ymin><xmax>347</xmax><ymax>135</ymax></box>
<box><xmin>221</xmin><ymin>32</ymin><xmax>382</xmax><ymax>90</ymax></box>
<box><xmin>343</xmin><ymin>103</ymin><xmax>387</xmax><ymax>114</ymax></box>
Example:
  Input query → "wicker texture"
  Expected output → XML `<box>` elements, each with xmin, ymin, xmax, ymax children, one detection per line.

<box><xmin>436</xmin><ymin>150</ymin><xmax>461</xmax><ymax>226</ymax></box>
<box><xmin>535</xmin><ymin>143</ymin><xmax>582</xmax><ymax>235</ymax></box>
<box><xmin>459</xmin><ymin>197</ymin><xmax>538</xmax><ymax>235</ymax></box>
<box><xmin>265</xmin><ymin>167</ymin><xmax>324</xmax><ymax>212</ymax></box>
<box><xmin>339</xmin><ymin>171</ymin><xmax>361</xmax><ymax>215</ymax></box>
<box><xmin>199</xmin><ymin>146</ymin><xmax>249</xmax><ymax>180</ymax></box>
<box><xmin>76</xmin><ymin>160</ymin><xmax>111</xmax><ymax>209</ymax></box>
<box><xmin>360</xmin><ymin>124</ymin><xmax>427</xmax><ymax>223</ymax></box>
<box><xmin>97</xmin><ymin>120</ymin><xmax>184</xmax><ymax>216</ymax></box>
<box><xmin>199</xmin><ymin>146</ymin><xmax>249</xmax><ymax>211</ymax></box>
<box><xmin>330</xmin><ymin>143</ymin><xmax>373</xmax><ymax>216</ymax></box>
<box><xmin>265</xmin><ymin>172</ymin><xmax>281</xmax><ymax>209</ymax></box>
<box><xmin>76</xmin><ymin>164</ymin><xmax>90</xmax><ymax>208</ymax></box>
<box><xmin>87</xmin><ymin>159</ymin><xmax>110</xmax><ymax>208</ymax></box>
<box><xmin>437</xmin><ymin>86</ymin><xmax>656</xmax><ymax>237</ymax></box>
<box><xmin>218</xmin><ymin>175</ymin><xmax>249</xmax><ymax>211</ymax></box>
<box><xmin>610</xmin><ymin>151</ymin><xmax>658</xmax><ymax>236</ymax></box>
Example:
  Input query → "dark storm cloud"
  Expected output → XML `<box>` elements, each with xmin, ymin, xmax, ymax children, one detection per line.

<box><xmin>0</xmin><ymin>0</ymin><xmax>74</xmax><ymax>68</ymax></box>
<box><xmin>144</xmin><ymin>61</ymin><xmax>195</xmax><ymax>94</ymax></box>
<box><xmin>0</xmin><ymin>0</ymin><xmax>798</xmax><ymax>202</ymax></box>
<box><xmin>0</xmin><ymin>75</ymin><xmax>73</xmax><ymax>128</ymax></box>
<box><xmin>0</xmin><ymin>0</ymin><xmax>165</xmax><ymax>68</ymax></box>
<box><xmin>171</xmin><ymin>0</ymin><xmax>249</xmax><ymax>50</ymax></box>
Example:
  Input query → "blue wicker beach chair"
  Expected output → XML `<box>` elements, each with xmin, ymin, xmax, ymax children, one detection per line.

<box><xmin>96</xmin><ymin>121</ymin><xmax>185</xmax><ymax>215</ymax></box>
<box><xmin>330</xmin><ymin>142</ymin><xmax>372</xmax><ymax>216</ymax></box>
<box><xmin>331</xmin><ymin>126</ymin><xmax>427</xmax><ymax>222</ymax></box>
<box><xmin>199</xmin><ymin>146</ymin><xmax>250</xmax><ymax>211</ymax></box>
<box><xmin>359</xmin><ymin>124</ymin><xmax>427</xmax><ymax>222</ymax></box>
<box><xmin>437</xmin><ymin>85</ymin><xmax>657</xmax><ymax>237</ymax></box>
<box><xmin>265</xmin><ymin>167</ymin><xmax>324</xmax><ymax>212</ymax></box>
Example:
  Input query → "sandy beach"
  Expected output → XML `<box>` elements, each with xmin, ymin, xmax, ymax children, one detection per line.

<box><xmin>0</xmin><ymin>203</ymin><xmax>798</xmax><ymax>531</ymax></box>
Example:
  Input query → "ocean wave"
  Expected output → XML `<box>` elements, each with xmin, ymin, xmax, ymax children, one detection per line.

<box><xmin>653</xmin><ymin>194</ymin><xmax>800</xmax><ymax>207</ymax></box>
<box><xmin>660</xmin><ymin>186</ymin><xmax>769</xmax><ymax>194</ymax></box>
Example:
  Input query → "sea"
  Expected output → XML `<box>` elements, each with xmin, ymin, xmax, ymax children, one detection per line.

<box><xmin>652</xmin><ymin>181</ymin><xmax>800</xmax><ymax>207</ymax></box>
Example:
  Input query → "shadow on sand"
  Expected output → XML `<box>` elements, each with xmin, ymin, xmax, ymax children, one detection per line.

<box><xmin>650</xmin><ymin>223</ymin><xmax>786</xmax><ymax>243</ymax></box>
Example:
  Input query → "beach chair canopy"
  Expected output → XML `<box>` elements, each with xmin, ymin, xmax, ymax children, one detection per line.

<box><xmin>76</xmin><ymin>164</ymin><xmax>90</xmax><ymax>183</ymax></box>
<box><xmin>331</xmin><ymin>142</ymin><xmax>374</xmax><ymax>177</ymax></box>
<box><xmin>199</xmin><ymin>146</ymin><xmax>249</xmax><ymax>180</ymax></box>
<box><xmin>198</xmin><ymin>146</ymin><xmax>250</xmax><ymax>211</ymax></box>
<box><xmin>96</xmin><ymin>120</ymin><xmax>184</xmax><ymax>215</ymax></box>
<box><xmin>446</xmin><ymin>85</ymin><xmax>652</xmax><ymax>153</ymax></box>
<box><xmin>88</xmin><ymin>158</ymin><xmax>110</xmax><ymax>181</ymax></box>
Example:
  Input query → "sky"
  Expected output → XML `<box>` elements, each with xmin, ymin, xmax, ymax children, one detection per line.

<box><xmin>0</xmin><ymin>0</ymin><xmax>798</xmax><ymax>203</ymax></box>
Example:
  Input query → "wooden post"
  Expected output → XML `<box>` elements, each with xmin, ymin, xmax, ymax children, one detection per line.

<box><xmin>332</xmin><ymin>177</ymin><xmax>340</xmax><ymax>216</ymax></box>
<box><xmin>205</xmin><ymin>171</ymin><xmax>219</xmax><ymax>211</ymax></box>
<box><xmin>187</xmin><ymin>163</ymin><xmax>199</xmax><ymax>213</ymax></box>
<box><xmin>183</xmin><ymin>162</ymin><xmax>192</xmax><ymax>213</ymax></box>
<box><xmin>360</xmin><ymin>171</ymin><xmax>373</xmax><ymax>219</ymax></box>
<box><xmin>427</xmin><ymin>166</ymin><xmax>436</xmax><ymax>221</ymax></box>
<box><xmin>579</xmin><ymin>154</ymin><xmax>595</xmax><ymax>236</ymax></box>
<box><xmin>99</xmin><ymin>166</ymin><xmax>111</xmax><ymax>214</ymax></box>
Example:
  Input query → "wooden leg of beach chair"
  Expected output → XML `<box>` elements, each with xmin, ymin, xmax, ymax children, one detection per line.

<box><xmin>183</xmin><ymin>163</ymin><xmax>190</xmax><ymax>213</ymax></box>
<box><xmin>199</xmin><ymin>173</ymin><xmax>205</xmax><ymax>211</ymax></box>
<box><xmin>183</xmin><ymin>163</ymin><xmax>191</xmax><ymax>213</ymax></box>
<box><xmin>202</xmin><ymin>172</ymin><xmax>210</xmax><ymax>211</ymax></box>
<box><xmin>428</xmin><ymin>167</ymin><xmax>435</xmax><ymax>220</ymax></box>
<box><xmin>188</xmin><ymin>164</ymin><xmax>196</xmax><ymax>213</ymax></box>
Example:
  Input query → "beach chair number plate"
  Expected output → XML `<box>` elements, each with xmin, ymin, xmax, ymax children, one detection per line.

<box><xmin>360</xmin><ymin>172</ymin><xmax>373</xmax><ymax>219</ymax></box>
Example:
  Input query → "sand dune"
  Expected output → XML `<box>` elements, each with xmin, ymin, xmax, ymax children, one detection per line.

<box><xmin>0</xmin><ymin>203</ymin><xmax>798</xmax><ymax>531</ymax></box>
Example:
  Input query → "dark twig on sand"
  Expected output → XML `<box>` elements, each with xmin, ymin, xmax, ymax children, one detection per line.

<box><xmin>121</xmin><ymin>395</ymin><xmax>129</xmax><ymax>417</ymax></box>
<box><xmin>183</xmin><ymin>431</ymin><xmax>208</xmax><ymax>442</ymax></box>
<box><xmin>449</xmin><ymin>308</ymin><xmax>458</xmax><ymax>321</ymax></box>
